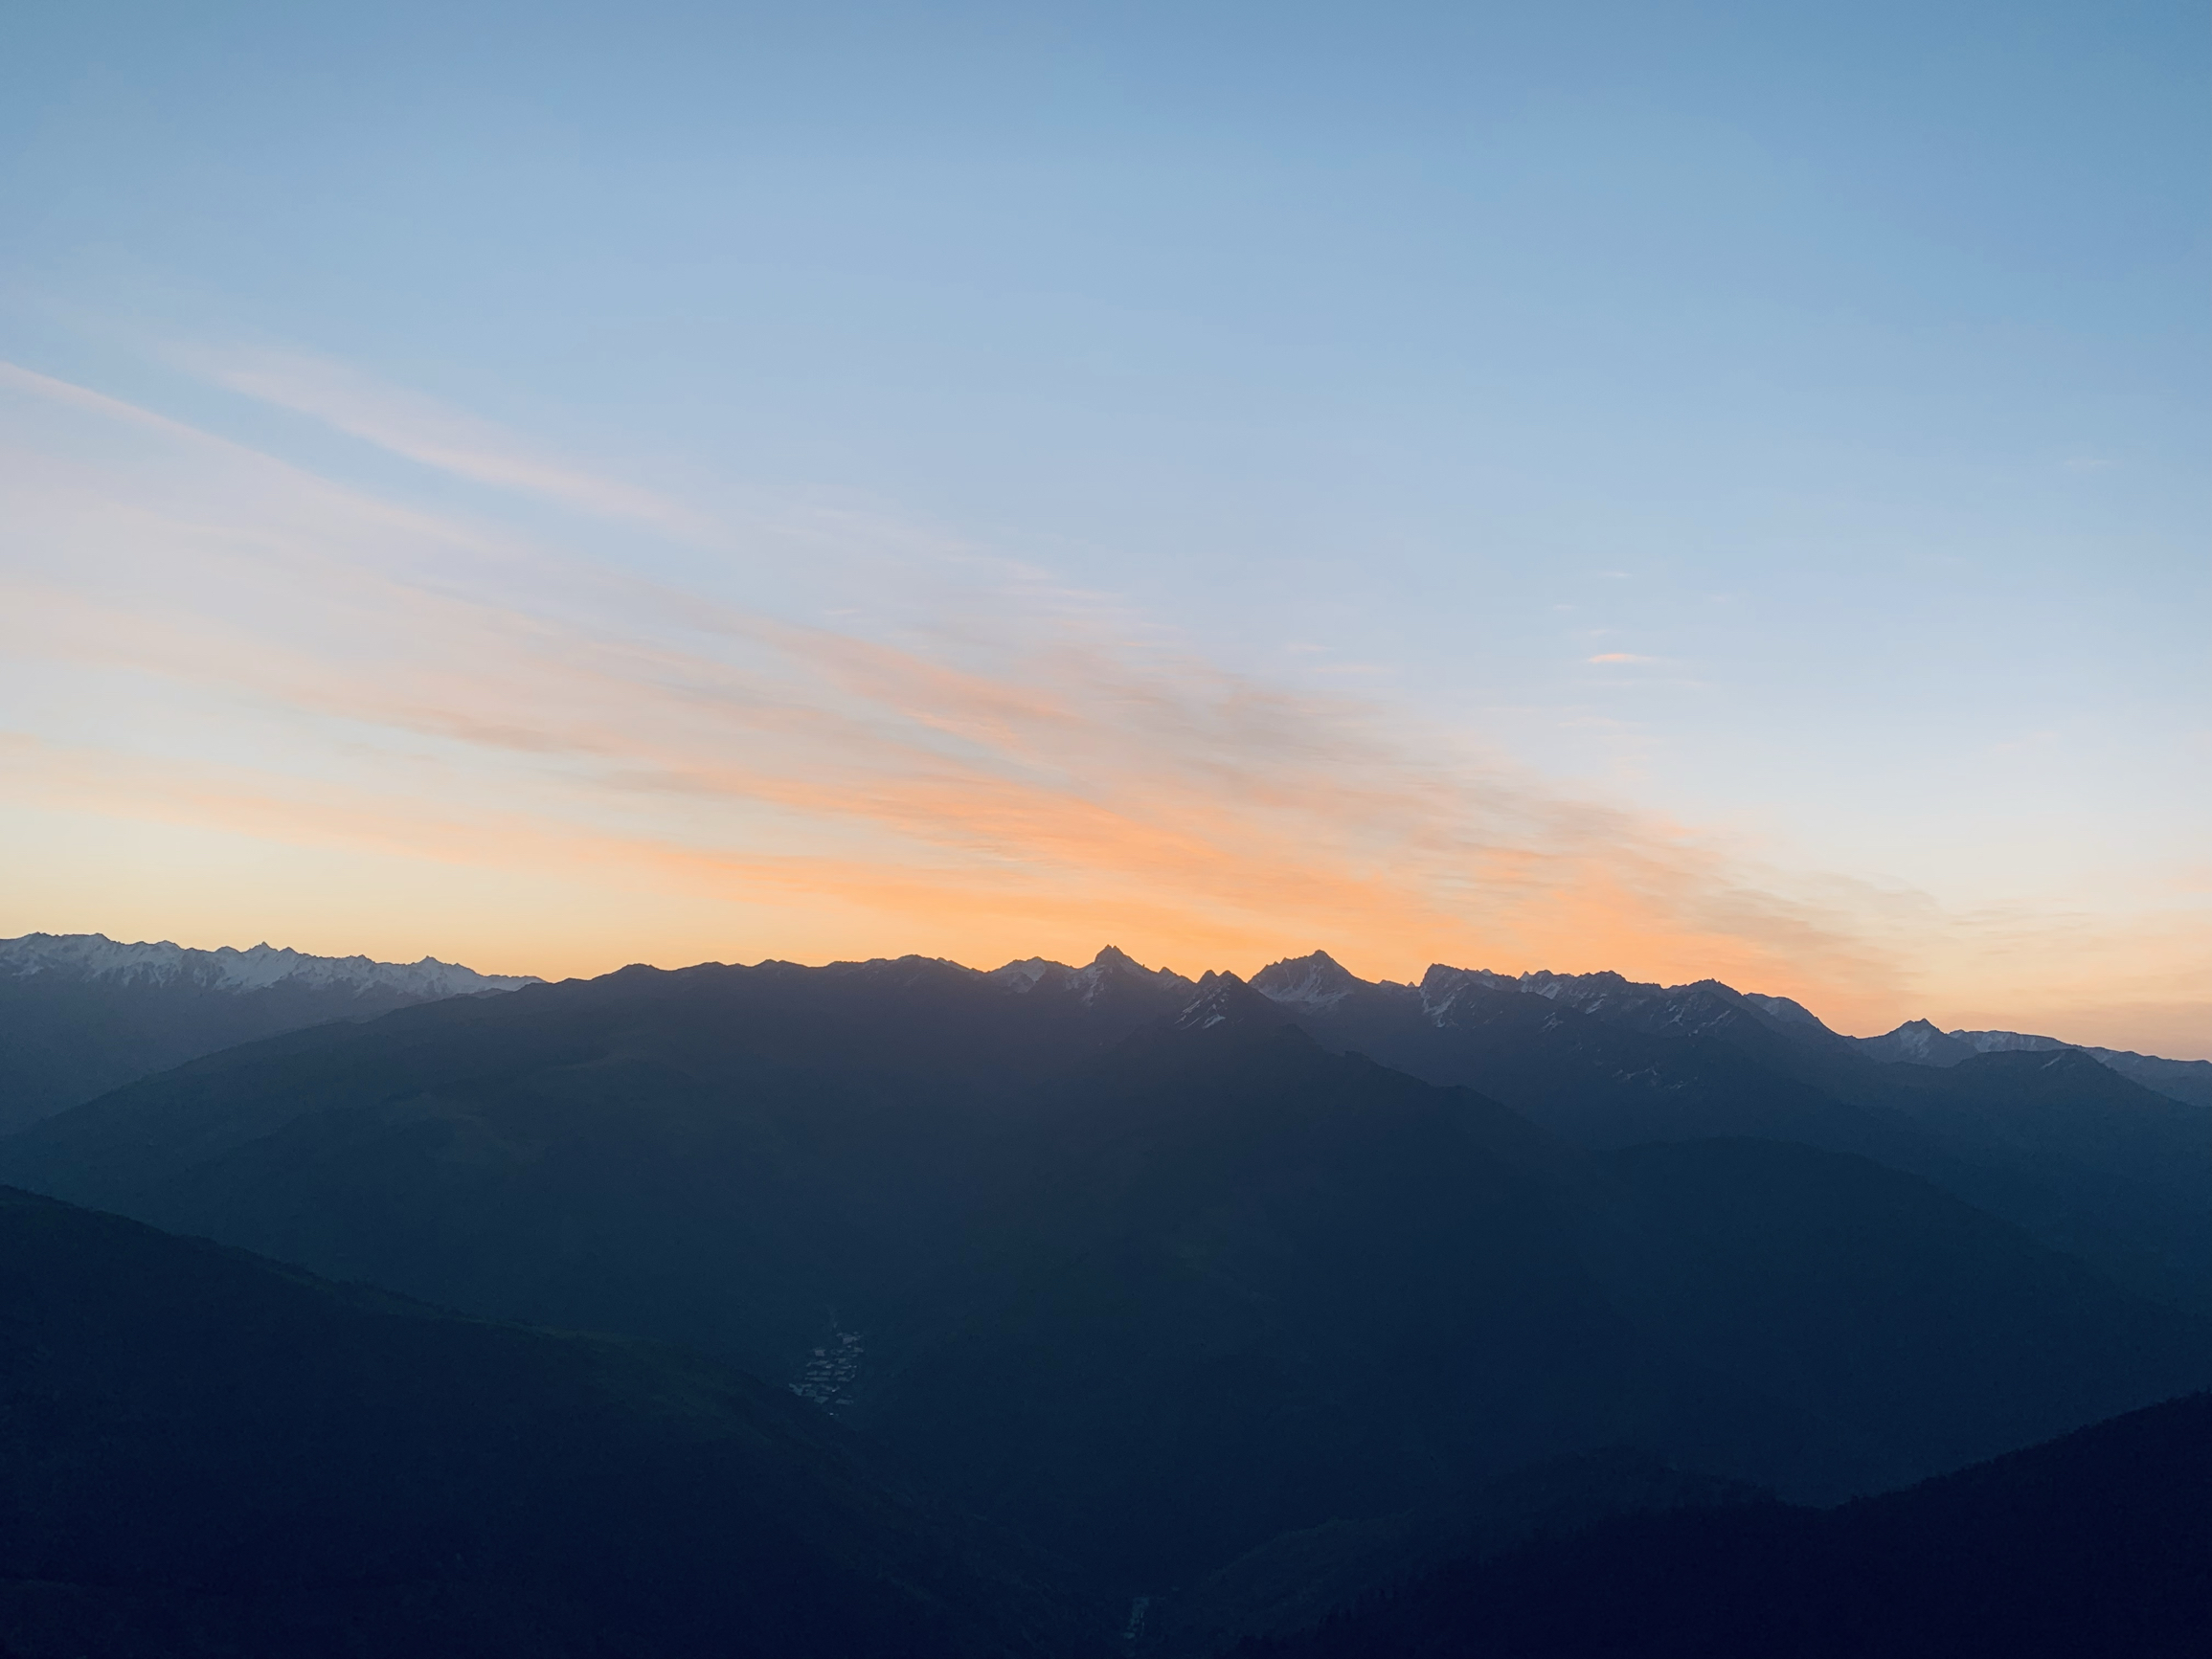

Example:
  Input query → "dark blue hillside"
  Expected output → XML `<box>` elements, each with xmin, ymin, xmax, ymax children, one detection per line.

<box><xmin>4</xmin><ymin>956</ymin><xmax>2201</xmax><ymax>1599</ymax></box>
<box><xmin>1238</xmin><ymin>1389</ymin><xmax>2212</xmax><ymax>1659</ymax></box>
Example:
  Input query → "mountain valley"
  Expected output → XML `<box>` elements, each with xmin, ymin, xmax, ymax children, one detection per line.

<box><xmin>1</xmin><ymin>940</ymin><xmax>2205</xmax><ymax>1653</ymax></box>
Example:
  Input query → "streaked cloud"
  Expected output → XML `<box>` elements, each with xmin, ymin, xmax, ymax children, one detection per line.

<box><xmin>1</xmin><ymin>358</ymin><xmax>2203</xmax><ymax>1053</ymax></box>
<box><xmin>165</xmin><ymin>344</ymin><xmax>706</xmax><ymax>533</ymax></box>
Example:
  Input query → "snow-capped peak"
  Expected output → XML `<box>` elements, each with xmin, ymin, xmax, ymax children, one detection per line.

<box><xmin>1850</xmin><ymin>1020</ymin><xmax>1978</xmax><ymax>1066</ymax></box>
<box><xmin>1252</xmin><ymin>950</ymin><xmax>1366</xmax><ymax>1009</ymax></box>
<box><xmin>1173</xmin><ymin>970</ymin><xmax>1273</xmax><ymax>1030</ymax></box>
<box><xmin>0</xmin><ymin>932</ymin><xmax>538</xmax><ymax>998</ymax></box>
<box><xmin>987</xmin><ymin>946</ymin><xmax>1193</xmax><ymax>1004</ymax></box>
<box><xmin>988</xmin><ymin>956</ymin><xmax>1059</xmax><ymax>992</ymax></box>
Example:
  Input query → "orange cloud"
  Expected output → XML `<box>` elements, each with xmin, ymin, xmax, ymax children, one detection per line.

<box><xmin>2</xmin><ymin>359</ymin><xmax>2204</xmax><ymax>1055</ymax></box>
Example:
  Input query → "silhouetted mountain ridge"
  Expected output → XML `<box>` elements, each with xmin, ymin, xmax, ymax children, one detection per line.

<box><xmin>5</xmin><ymin>949</ymin><xmax>2204</xmax><ymax>1597</ymax></box>
<box><xmin>1854</xmin><ymin>1016</ymin><xmax>2212</xmax><ymax>1109</ymax></box>
<box><xmin>1240</xmin><ymin>951</ymin><xmax>2212</xmax><ymax>1311</ymax></box>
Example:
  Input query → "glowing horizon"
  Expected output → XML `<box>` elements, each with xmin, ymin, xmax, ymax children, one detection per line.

<box><xmin>3</xmin><ymin>7</ymin><xmax>2204</xmax><ymax>1058</ymax></box>
<box><xmin>3</xmin><ymin>354</ymin><xmax>2203</xmax><ymax>1057</ymax></box>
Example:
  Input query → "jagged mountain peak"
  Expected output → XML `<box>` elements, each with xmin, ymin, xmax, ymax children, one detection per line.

<box><xmin>1855</xmin><ymin>1020</ymin><xmax>1979</xmax><ymax>1067</ymax></box>
<box><xmin>1518</xmin><ymin>969</ymin><xmax>1747</xmax><ymax>1020</ymax></box>
<box><xmin>1089</xmin><ymin>945</ymin><xmax>1193</xmax><ymax>987</ymax></box>
<box><xmin>1415</xmin><ymin>960</ymin><xmax>1516</xmax><ymax>997</ymax></box>
<box><xmin>1173</xmin><ymin>970</ymin><xmax>1281</xmax><ymax>1031</ymax></box>
<box><xmin>1520</xmin><ymin>968</ymin><xmax>1636</xmax><ymax>998</ymax></box>
<box><xmin>1411</xmin><ymin>963</ymin><xmax>1759</xmax><ymax>1037</ymax></box>
<box><xmin>1252</xmin><ymin>950</ymin><xmax>1368</xmax><ymax>1008</ymax></box>
<box><xmin>986</xmin><ymin>956</ymin><xmax>1060</xmax><ymax>991</ymax></box>
<box><xmin>987</xmin><ymin>945</ymin><xmax>1194</xmax><ymax>1004</ymax></box>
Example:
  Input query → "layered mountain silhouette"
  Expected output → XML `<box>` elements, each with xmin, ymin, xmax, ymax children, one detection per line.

<box><xmin>0</xmin><ymin>1184</ymin><xmax>1089</xmax><ymax>1658</ymax></box>
<box><xmin>1238</xmin><ymin>1390</ymin><xmax>2212</xmax><ymax>1658</ymax></box>
<box><xmin>5</xmin><ymin>947</ymin><xmax>2205</xmax><ymax>1606</ymax></box>
<box><xmin>1243</xmin><ymin>953</ymin><xmax>2212</xmax><ymax>1312</ymax></box>
<box><xmin>0</xmin><ymin>932</ymin><xmax>536</xmax><ymax>1131</ymax></box>
<box><xmin>1854</xmin><ymin>1015</ymin><xmax>2212</xmax><ymax>1108</ymax></box>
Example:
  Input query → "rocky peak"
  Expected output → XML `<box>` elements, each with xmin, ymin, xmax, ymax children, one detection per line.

<box><xmin>1252</xmin><ymin>950</ymin><xmax>1367</xmax><ymax>1008</ymax></box>
<box><xmin>1172</xmin><ymin>971</ymin><xmax>1280</xmax><ymax>1031</ymax></box>
<box><xmin>1855</xmin><ymin>1019</ymin><xmax>1978</xmax><ymax>1067</ymax></box>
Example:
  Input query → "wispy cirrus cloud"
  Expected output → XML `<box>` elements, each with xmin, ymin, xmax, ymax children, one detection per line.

<box><xmin>2</xmin><ymin>356</ymin><xmax>2204</xmax><ymax>1052</ymax></box>
<box><xmin>165</xmin><ymin>343</ymin><xmax>707</xmax><ymax>534</ymax></box>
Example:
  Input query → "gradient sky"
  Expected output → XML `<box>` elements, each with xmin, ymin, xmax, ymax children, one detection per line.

<box><xmin>3</xmin><ymin>2</ymin><xmax>2206</xmax><ymax>1053</ymax></box>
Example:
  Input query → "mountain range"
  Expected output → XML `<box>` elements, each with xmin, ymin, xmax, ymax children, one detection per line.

<box><xmin>0</xmin><ymin>932</ymin><xmax>537</xmax><ymax>1130</ymax></box>
<box><xmin>1852</xmin><ymin>1015</ymin><xmax>2212</xmax><ymax>1107</ymax></box>
<box><xmin>1</xmin><ymin>935</ymin><xmax>2206</xmax><ymax>1653</ymax></box>
<box><xmin>1235</xmin><ymin>952</ymin><xmax>2212</xmax><ymax>1312</ymax></box>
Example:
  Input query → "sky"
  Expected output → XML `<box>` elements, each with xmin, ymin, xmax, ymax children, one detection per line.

<box><xmin>2</xmin><ymin>1</ymin><xmax>2206</xmax><ymax>1054</ymax></box>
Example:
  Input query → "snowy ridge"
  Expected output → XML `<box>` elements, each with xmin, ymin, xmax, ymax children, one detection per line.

<box><xmin>1393</xmin><ymin>964</ymin><xmax>1836</xmax><ymax>1059</ymax></box>
<box><xmin>1410</xmin><ymin>964</ymin><xmax>1520</xmax><ymax>1022</ymax></box>
<box><xmin>1249</xmin><ymin>950</ymin><xmax>1367</xmax><ymax>1011</ymax></box>
<box><xmin>1854</xmin><ymin>1019</ymin><xmax>1974</xmax><ymax>1066</ymax></box>
<box><xmin>0</xmin><ymin>932</ymin><xmax>538</xmax><ymax>998</ymax></box>
<box><xmin>1952</xmin><ymin>1029</ymin><xmax>2076</xmax><ymax>1056</ymax></box>
<box><xmin>1238</xmin><ymin>950</ymin><xmax>2203</xmax><ymax>1096</ymax></box>
<box><xmin>1172</xmin><ymin>971</ymin><xmax>1273</xmax><ymax>1031</ymax></box>
<box><xmin>988</xmin><ymin>945</ymin><xmax>1194</xmax><ymax>1005</ymax></box>
<box><xmin>1849</xmin><ymin>1019</ymin><xmax>2212</xmax><ymax>1107</ymax></box>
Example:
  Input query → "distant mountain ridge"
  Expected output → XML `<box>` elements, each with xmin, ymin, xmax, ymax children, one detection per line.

<box><xmin>1850</xmin><ymin>1015</ymin><xmax>2211</xmax><ymax>1108</ymax></box>
<box><xmin>1</xmin><ymin>930</ymin><xmax>537</xmax><ymax>998</ymax></box>
<box><xmin>0</xmin><ymin>931</ymin><xmax>538</xmax><ymax>1130</ymax></box>
<box><xmin>1144</xmin><ymin>947</ymin><xmax>2202</xmax><ymax>1107</ymax></box>
<box><xmin>1230</xmin><ymin>950</ymin><xmax>2212</xmax><ymax>1312</ymax></box>
<box><xmin>11</xmin><ymin>928</ymin><xmax>2199</xmax><ymax>1103</ymax></box>
<box><xmin>1229</xmin><ymin>951</ymin><xmax>2202</xmax><ymax>1099</ymax></box>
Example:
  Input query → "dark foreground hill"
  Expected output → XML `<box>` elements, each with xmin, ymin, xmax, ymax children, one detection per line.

<box><xmin>1238</xmin><ymin>1390</ymin><xmax>2212</xmax><ymax>1659</ymax></box>
<box><xmin>5</xmin><ymin>957</ymin><xmax>2204</xmax><ymax>1592</ymax></box>
<box><xmin>0</xmin><ymin>1186</ymin><xmax>1092</xmax><ymax>1659</ymax></box>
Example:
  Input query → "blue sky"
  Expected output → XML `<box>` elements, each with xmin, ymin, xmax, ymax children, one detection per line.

<box><xmin>2</xmin><ymin>2</ymin><xmax>2206</xmax><ymax>1050</ymax></box>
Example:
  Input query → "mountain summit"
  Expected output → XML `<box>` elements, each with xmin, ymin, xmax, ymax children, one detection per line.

<box><xmin>1170</xmin><ymin>968</ymin><xmax>1284</xmax><ymax>1030</ymax></box>
<box><xmin>10</xmin><ymin>950</ymin><xmax>2202</xmax><ymax>1593</ymax></box>
<box><xmin>1251</xmin><ymin>950</ymin><xmax>1366</xmax><ymax>1009</ymax></box>
<box><xmin>989</xmin><ymin>944</ymin><xmax>1193</xmax><ymax>1006</ymax></box>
